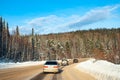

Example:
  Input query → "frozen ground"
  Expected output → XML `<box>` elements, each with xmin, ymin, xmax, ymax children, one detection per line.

<box><xmin>75</xmin><ymin>58</ymin><xmax>120</xmax><ymax>80</ymax></box>
<box><xmin>0</xmin><ymin>61</ymin><xmax>46</xmax><ymax>69</ymax></box>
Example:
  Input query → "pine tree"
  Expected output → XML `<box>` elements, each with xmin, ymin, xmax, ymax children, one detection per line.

<box><xmin>2</xmin><ymin>20</ymin><xmax>7</xmax><ymax>57</ymax></box>
<box><xmin>16</xmin><ymin>26</ymin><xmax>19</xmax><ymax>36</ymax></box>
<box><xmin>31</xmin><ymin>28</ymin><xmax>35</xmax><ymax>60</ymax></box>
<box><xmin>0</xmin><ymin>17</ymin><xmax>3</xmax><ymax>57</ymax></box>
<box><xmin>5</xmin><ymin>22</ymin><xmax>10</xmax><ymax>59</ymax></box>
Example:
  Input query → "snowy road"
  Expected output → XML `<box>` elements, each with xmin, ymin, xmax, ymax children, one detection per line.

<box><xmin>0</xmin><ymin>65</ymin><xmax>43</xmax><ymax>80</ymax></box>
<box><xmin>0</xmin><ymin>58</ymin><xmax>95</xmax><ymax>80</ymax></box>
<box><xmin>1</xmin><ymin>58</ymin><xmax>119</xmax><ymax>80</ymax></box>
<box><xmin>31</xmin><ymin>67</ymin><xmax>64</xmax><ymax>80</ymax></box>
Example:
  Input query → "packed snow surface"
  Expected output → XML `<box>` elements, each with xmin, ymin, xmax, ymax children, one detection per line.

<box><xmin>75</xmin><ymin>59</ymin><xmax>120</xmax><ymax>80</ymax></box>
<box><xmin>0</xmin><ymin>61</ymin><xmax>46</xmax><ymax>69</ymax></box>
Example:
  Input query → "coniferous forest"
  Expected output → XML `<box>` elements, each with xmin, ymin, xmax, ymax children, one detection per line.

<box><xmin>0</xmin><ymin>17</ymin><xmax>120</xmax><ymax>64</ymax></box>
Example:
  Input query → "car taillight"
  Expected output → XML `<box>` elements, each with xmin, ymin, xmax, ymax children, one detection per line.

<box><xmin>54</xmin><ymin>66</ymin><xmax>58</xmax><ymax>68</ymax></box>
<box><xmin>44</xmin><ymin>66</ymin><xmax>48</xmax><ymax>68</ymax></box>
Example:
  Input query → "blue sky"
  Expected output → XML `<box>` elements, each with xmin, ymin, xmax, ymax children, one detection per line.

<box><xmin>0</xmin><ymin>0</ymin><xmax>120</xmax><ymax>34</ymax></box>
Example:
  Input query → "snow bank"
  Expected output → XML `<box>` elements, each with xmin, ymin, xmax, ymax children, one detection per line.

<box><xmin>0</xmin><ymin>61</ymin><xmax>46</xmax><ymax>69</ymax></box>
<box><xmin>75</xmin><ymin>59</ymin><xmax>120</xmax><ymax>80</ymax></box>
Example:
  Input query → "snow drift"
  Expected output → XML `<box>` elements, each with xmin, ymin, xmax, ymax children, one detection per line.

<box><xmin>75</xmin><ymin>59</ymin><xmax>120</xmax><ymax>80</ymax></box>
<box><xmin>0</xmin><ymin>61</ymin><xmax>45</xmax><ymax>69</ymax></box>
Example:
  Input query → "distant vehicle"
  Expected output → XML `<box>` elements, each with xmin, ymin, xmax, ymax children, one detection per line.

<box><xmin>73</xmin><ymin>58</ymin><xmax>79</xmax><ymax>63</ymax></box>
<box><xmin>61</xmin><ymin>59</ymin><xmax>69</xmax><ymax>66</ymax></box>
<box><xmin>43</xmin><ymin>60</ymin><xmax>60</xmax><ymax>73</ymax></box>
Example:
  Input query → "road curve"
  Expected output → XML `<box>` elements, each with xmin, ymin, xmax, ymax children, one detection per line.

<box><xmin>0</xmin><ymin>58</ymin><xmax>96</xmax><ymax>80</ymax></box>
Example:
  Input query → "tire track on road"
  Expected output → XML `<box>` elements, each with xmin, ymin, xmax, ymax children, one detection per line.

<box><xmin>51</xmin><ymin>66</ymin><xmax>64</xmax><ymax>80</ymax></box>
<box><xmin>51</xmin><ymin>73</ymin><xmax>62</xmax><ymax>80</ymax></box>
<box><xmin>31</xmin><ymin>72</ymin><xmax>48</xmax><ymax>80</ymax></box>
<box><xmin>31</xmin><ymin>66</ymin><xmax>64</xmax><ymax>80</ymax></box>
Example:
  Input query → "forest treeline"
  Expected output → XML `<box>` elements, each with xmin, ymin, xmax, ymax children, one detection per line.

<box><xmin>0</xmin><ymin>17</ymin><xmax>120</xmax><ymax>64</ymax></box>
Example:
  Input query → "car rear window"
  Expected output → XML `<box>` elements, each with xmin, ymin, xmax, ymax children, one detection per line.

<box><xmin>45</xmin><ymin>61</ymin><xmax>58</xmax><ymax>65</ymax></box>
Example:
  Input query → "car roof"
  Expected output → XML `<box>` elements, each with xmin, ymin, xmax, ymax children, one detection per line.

<box><xmin>46</xmin><ymin>60</ymin><xmax>57</xmax><ymax>62</ymax></box>
<box><xmin>44</xmin><ymin>60</ymin><xmax>58</xmax><ymax>65</ymax></box>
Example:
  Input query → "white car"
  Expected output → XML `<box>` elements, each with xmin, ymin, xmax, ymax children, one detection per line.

<box><xmin>61</xmin><ymin>59</ymin><xmax>69</xmax><ymax>66</ymax></box>
<box><xmin>43</xmin><ymin>60</ymin><xmax>60</xmax><ymax>73</ymax></box>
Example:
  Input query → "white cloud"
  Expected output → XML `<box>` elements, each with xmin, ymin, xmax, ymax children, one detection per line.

<box><xmin>68</xmin><ymin>5</ymin><xmax>120</xmax><ymax>28</ymax></box>
<box><xmin>18</xmin><ymin>5</ymin><xmax>120</xmax><ymax>34</ymax></box>
<box><xmin>19</xmin><ymin>15</ymin><xmax>81</xmax><ymax>34</ymax></box>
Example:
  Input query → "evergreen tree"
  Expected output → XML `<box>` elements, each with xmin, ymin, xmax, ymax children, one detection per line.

<box><xmin>31</xmin><ymin>28</ymin><xmax>35</xmax><ymax>60</ymax></box>
<box><xmin>16</xmin><ymin>26</ymin><xmax>19</xmax><ymax>36</ymax></box>
<box><xmin>0</xmin><ymin>17</ymin><xmax>3</xmax><ymax>57</ymax></box>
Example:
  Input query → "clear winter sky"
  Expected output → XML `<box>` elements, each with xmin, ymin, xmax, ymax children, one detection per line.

<box><xmin>0</xmin><ymin>0</ymin><xmax>120</xmax><ymax>34</ymax></box>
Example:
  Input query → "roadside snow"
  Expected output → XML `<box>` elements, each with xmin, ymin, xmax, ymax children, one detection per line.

<box><xmin>0</xmin><ymin>61</ymin><xmax>46</xmax><ymax>69</ymax></box>
<box><xmin>75</xmin><ymin>59</ymin><xmax>120</xmax><ymax>80</ymax></box>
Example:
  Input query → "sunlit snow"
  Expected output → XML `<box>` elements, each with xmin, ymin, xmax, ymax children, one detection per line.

<box><xmin>0</xmin><ymin>61</ymin><xmax>45</xmax><ymax>69</ymax></box>
<box><xmin>75</xmin><ymin>59</ymin><xmax>120</xmax><ymax>80</ymax></box>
